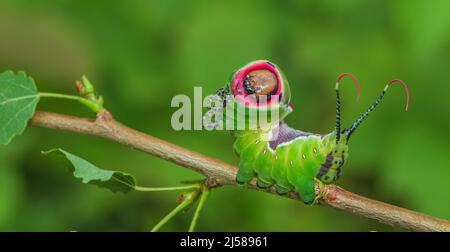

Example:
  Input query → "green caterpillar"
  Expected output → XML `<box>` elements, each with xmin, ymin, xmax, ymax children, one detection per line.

<box><xmin>205</xmin><ymin>60</ymin><xmax>410</xmax><ymax>204</ymax></box>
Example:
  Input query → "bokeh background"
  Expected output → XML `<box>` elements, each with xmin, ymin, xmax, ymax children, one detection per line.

<box><xmin>0</xmin><ymin>0</ymin><xmax>449</xmax><ymax>231</ymax></box>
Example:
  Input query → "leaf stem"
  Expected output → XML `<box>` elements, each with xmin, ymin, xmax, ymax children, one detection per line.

<box><xmin>151</xmin><ymin>190</ymin><xmax>199</xmax><ymax>232</ymax></box>
<box><xmin>38</xmin><ymin>92</ymin><xmax>103</xmax><ymax>113</ymax></box>
<box><xmin>134</xmin><ymin>184</ymin><xmax>200</xmax><ymax>192</ymax></box>
<box><xmin>189</xmin><ymin>186</ymin><xmax>210</xmax><ymax>232</ymax></box>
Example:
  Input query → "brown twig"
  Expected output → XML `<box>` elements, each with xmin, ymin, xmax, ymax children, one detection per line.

<box><xmin>30</xmin><ymin>110</ymin><xmax>450</xmax><ymax>232</ymax></box>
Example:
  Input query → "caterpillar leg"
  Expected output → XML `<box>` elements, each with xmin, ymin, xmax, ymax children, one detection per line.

<box><xmin>236</xmin><ymin>139</ymin><xmax>265</xmax><ymax>184</ymax></box>
<box><xmin>256</xmin><ymin>177</ymin><xmax>274</xmax><ymax>188</ymax></box>
<box><xmin>275</xmin><ymin>184</ymin><xmax>293</xmax><ymax>195</ymax></box>
<box><xmin>254</xmin><ymin>148</ymin><xmax>275</xmax><ymax>189</ymax></box>
<box><xmin>292</xmin><ymin>177</ymin><xmax>316</xmax><ymax>205</ymax></box>
<box><xmin>236</xmin><ymin>160</ymin><xmax>256</xmax><ymax>184</ymax></box>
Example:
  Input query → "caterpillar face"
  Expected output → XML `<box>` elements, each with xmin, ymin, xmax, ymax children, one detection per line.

<box><xmin>230</xmin><ymin>60</ymin><xmax>291</xmax><ymax>108</ymax></box>
<box><xmin>205</xmin><ymin>60</ymin><xmax>294</xmax><ymax>131</ymax></box>
<box><xmin>243</xmin><ymin>69</ymin><xmax>278</xmax><ymax>97</ymax></box>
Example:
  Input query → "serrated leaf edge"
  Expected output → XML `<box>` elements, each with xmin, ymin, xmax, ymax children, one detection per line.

<box><xmin>0</xmin><ymin>70</ymin><xmax>39</xmax><ymax>145</ymax></box>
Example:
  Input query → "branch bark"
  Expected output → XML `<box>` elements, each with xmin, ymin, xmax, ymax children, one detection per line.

<box><xmin>30</xmin><ymin>110</ymin><xmax>450</xmax><ymax>232</ymax></box>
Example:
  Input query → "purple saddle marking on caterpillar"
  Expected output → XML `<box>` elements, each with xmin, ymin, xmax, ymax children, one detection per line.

<box><xmin>269</xmin><ymin>123</ymin><xmax>320</xmax><ymax>149</ymax></box>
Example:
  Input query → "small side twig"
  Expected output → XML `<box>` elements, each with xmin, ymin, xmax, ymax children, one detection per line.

<box><xmin>30</xmin><ymin>110</ymin><xmax>450</xmax><ymax>232</ymax></box>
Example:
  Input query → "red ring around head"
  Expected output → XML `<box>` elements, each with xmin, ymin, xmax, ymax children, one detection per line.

<box><xmin>231</xmin><ymin>61</ymin><xmax>282</xmax><ymax>107</ymax></box>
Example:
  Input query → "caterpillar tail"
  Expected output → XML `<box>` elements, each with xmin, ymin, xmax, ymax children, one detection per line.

<box><xmin>312</xmin><ymin>178</ymin><xmax>328</xmax><ymax>205</ymax></box>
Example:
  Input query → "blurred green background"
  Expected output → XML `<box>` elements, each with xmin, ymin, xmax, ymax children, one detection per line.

<box><xmin>0</xmin><ymin>0</ymin><xmax>449</xmax><ymax>231</ymax></box>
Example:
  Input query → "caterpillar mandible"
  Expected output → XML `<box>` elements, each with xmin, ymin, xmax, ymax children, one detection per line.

<box><xmin>205</xmin><ymin>60</ymin><xmax>410</xmax><ymax>204</ymax></box>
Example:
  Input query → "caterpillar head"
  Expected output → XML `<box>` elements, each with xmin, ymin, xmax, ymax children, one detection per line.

<box><xmin>317</xmin><ymin>74</ymin><xmax>410</xmax><ymax>184</ymax></box>
<box><xmin>205</xmin><ymin>60</ymin><xmax>293</xmax><ymax>131</ymax></box>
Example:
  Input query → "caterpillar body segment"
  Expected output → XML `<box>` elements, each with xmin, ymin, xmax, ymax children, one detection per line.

<box><xmin>234</xmin><ymin>123</ymin><xmax>346</xmax><ymax>204</ymax></box>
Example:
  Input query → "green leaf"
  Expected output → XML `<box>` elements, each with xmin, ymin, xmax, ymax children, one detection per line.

<box><xmin>0</xmin><ymin>71</ymin><xmax>39</xmax><ymax>145</ymax></box>
<box><xmin>43</xmin><ymin>148</ymin><xmax>137</xmax><ymax>193</ymax></box>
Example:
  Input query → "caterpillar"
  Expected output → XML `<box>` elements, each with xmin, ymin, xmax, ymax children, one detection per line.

<box><xmin>205</xmin><ymin>60</ymin><xmax>410</xmax><ymax>204</ymax></box>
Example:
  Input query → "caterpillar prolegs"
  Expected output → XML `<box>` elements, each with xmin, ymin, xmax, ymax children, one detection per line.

<box><xmin>205</xmin><ymin>60</ymin><xmax>410</xmax><ymax>204</ymax></box>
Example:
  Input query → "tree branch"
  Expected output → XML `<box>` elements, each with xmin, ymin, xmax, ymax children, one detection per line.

<box><xmin>29</xmin><ymin>110</ymin><xmax>450</xmax><ymax>232</ymax></box>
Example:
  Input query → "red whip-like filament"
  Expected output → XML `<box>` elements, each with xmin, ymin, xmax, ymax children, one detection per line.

<box><xmin>387</xmin><ymin>79</ymin><xmax>410</xmax><ymax>111</ymax></box>
<box><xmin>336</xmin><ymin>73</ymin><xmax>361</xmax><ymax>102</ymax></box>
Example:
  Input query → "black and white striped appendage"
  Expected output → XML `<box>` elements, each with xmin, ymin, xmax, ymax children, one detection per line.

<box><xmin>335</xmin><ymin>89</ymin><xmax>341</xmax><ymax>143</ymax></box>
<box><xmin>346</xmin><ymin>90</ymin><xmax>386</xmax><ymax>141</ymax></box>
